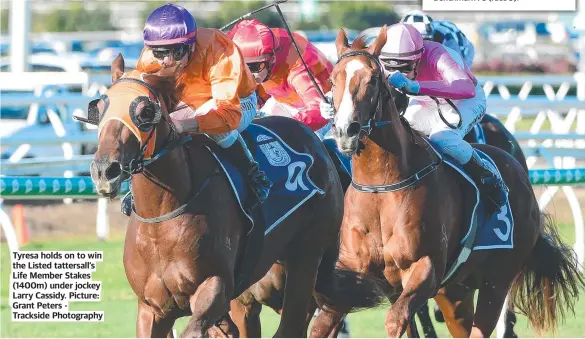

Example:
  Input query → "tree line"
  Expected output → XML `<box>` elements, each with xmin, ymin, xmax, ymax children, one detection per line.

<box><xmin>0</xmin><ymin>1</ymin><xmax>398</xmax><ymax>34</ymax></box>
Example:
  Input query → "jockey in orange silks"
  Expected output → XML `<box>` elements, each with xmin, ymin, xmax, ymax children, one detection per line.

<box><xmin>121</xmin><ymin>3</ymin><xmax>271</xmax><ymax>216</ymax></box>
<box><xmin>227</xmin><ymin>19</ymin><xmax>334</xmax><ymax>139</ymax></box>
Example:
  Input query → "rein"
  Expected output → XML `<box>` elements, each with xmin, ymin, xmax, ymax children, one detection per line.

<box><xmin>336</xmin><ymin>49</ymin><xmax>442</xmax><ymax>193</ymax></box>
<box><xmin>104</xmin><ymin>77</ymin><xmax>219</xmax><ymax>223</ymax></box>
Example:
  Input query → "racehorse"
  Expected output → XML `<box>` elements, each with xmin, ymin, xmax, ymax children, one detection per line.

<box><xmin>209</xmin><ymin>51</ymin><xmax>533</xmax><ymax>339</ymax></box>
<box><xmin>309</xmin><ymin>27</ymin><xmax>584</xmax><ymax>338</ymax></box>
<box><xmin>87</xmin><ymin>54</ymin><xmax>386</xmax><ymax>337</ymax></box>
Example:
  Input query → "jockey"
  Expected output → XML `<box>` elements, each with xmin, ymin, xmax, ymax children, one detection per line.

<box><xmin>320</xmin><ymin>23</ymin><xmax>508</xmax><ymax>210</ymax></box>
<box><xmin>121</xmin><ymin>3</ymin><xmax>272</xmax><ymax>216</ymax></box>
<box><xmin>401</xmin><ymin>10</ymin><xmax>475</xmax><ymax>69</ymax></box>
<box><xmin>227</xmin><ymin>19</ymin><xmax>334</xmax><ymax>139</ymax></box>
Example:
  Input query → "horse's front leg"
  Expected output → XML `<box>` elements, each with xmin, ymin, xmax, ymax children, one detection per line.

<box><xmin>136</xmin><ymin>299</ymin><xmax>176</xmax><ymax>338</ymax></box>
<box><xmin>182</xmin><ymin>276</ymin><xmax>231</xmax><ymax>338</ymax></box>
<box><xmin>385</xmin><ymin>256</ymin><xmax>437</xmax><ymax>338</ymax></box>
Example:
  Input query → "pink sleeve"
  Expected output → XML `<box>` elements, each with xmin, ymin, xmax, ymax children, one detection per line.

<box><xmin>287</xmin><ymin>65</ymin><xmax>329</xmax><ymax>131</ymax></box>
<box><xmin>418</xmin><ymin>48</ymin><xmax>476</xmax><ymax>100</ymax></box>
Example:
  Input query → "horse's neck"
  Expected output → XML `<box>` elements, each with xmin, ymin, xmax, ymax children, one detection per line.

<box><xmin>131</xmin><ymin>144</ymin><xmax>194</xmax><ymax>219</ymax></box>
<box><xmin>352</xmin><ymin>100</ymin><xmax>428</xmax><ymax>186</ymax></box>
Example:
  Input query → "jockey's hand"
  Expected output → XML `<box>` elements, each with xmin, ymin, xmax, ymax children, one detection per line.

<box><xmin>320</xmin><ymin>91</ymin><xmax>335</xmax><ymax>119</ymax></box>
<box><xmin>170</xmin><ymin>102</ymin><xmax>199</xmax><ymax>133</ymax></box>
<box><xmin>388</xmin><ymin>72</ymin><xmax>420</xmax><ymax>95</ymax></box>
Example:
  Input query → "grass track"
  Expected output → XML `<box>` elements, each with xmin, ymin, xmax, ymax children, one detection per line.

<box><xmin>1</xmin><ymin>222</ymin><xmax>583</xmax><ymax>337</ymax></box>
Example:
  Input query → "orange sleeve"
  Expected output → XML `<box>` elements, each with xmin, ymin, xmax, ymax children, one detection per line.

<box><xmin>255</xmin><ymin>84</ymin><xmax>271</xmax><ymax>109</ymax></box>
<box><xmin>195</xmin><ymin>31</ymin><xmax>253</xmax><ymax>134</ymax></box>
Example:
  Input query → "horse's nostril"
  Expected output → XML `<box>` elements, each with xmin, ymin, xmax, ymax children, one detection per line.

<box><xmin>104</xmin><ymin>161</ymin><xmax>122</xmax><ymax>181</ymax></box>
<box><xmin>347</xmin><ymin>122</ymin><xmax>361</xmax><ymax>137</ymax></box>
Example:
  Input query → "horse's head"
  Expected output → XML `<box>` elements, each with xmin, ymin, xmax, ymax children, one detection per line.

<box><xmin>329</xmin><ymin>26</ymin><xmax>390</xmax><ymax>156</ymax></box>
<box><xmin>88</xmin><ymin>54</ymin><xmax>176</xmax><ymax>198</ymax></box>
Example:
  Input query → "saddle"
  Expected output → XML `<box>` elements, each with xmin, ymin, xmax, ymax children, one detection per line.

<box><xmin>207</xmin><ymin>123</ymin><xmax>324</xmax><ymax>296</ymax></box>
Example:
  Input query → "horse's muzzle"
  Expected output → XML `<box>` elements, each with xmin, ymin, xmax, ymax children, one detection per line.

<box><xmin>90</xmin><ymin>158</ymin><xmax>123</xmax><ymax>198</ymax></box>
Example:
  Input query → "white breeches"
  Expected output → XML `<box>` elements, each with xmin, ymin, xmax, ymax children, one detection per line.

<box><xmin>403</xmin><ymin>84</ymin><xmax>486</xmax><ymax>163</ymax></box>
<box><xmin>259</xmin><ymin>97</ymin><xmax>333</xmax><ymax>140</ymax></box>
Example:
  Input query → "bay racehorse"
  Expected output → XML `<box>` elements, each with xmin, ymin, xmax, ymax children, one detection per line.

<box><xmin>309</xmin><ymin>27</ymin><xmax>584</xmax><ymax>338</ymax></box>
<box><xmin>86</xmin><ymin>55</ymin><xmax>386</xmax><ymax>337</ymax></box>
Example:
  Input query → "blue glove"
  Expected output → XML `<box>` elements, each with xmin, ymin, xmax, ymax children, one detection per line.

<box><xmin>388</xmin><ymin>72</ymin><xmax>420</xmax><ymax>94</ymax></box>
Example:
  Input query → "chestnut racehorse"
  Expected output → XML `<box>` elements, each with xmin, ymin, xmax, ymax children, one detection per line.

<box><xmin>87</xmin><ymin>55</ymin><xmax>386</xmax><ymax>337</ymax></box>
<box><xmin>309</xmin><ymin>27</ymin><xmax>584</xmax><ymax>338</ymax></box>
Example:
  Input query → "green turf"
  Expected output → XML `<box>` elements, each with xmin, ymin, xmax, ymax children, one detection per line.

<box><xmin>1</xmin><ymin>222</ymin><xmax>583</xmax><ymax>338</ymax></box>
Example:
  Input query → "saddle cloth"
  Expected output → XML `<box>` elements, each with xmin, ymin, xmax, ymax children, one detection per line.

<box><xmin>322</xmin><ymin>136</ymin><xmax>514</xmax><ymax>286</ymax></box>
<box><xmin>208</xmin><ymin>123</ymin><xmax>324</xmax><ymax>234</ymax></box>
<box><xmin>206</xmin><ymin>122</ymin><xmax>324</xmax><ymax>296</ymax></box>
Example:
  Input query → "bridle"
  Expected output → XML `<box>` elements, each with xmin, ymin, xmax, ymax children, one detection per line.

<box><xmin>334</xmin><ymin>50</ymin><xmax>442</xmax><ymax>193</ymax></box>
<box><xmin>335</xmin><ymin>50</ymin><xmax>395</xmax><ymax>137</ymax></box>
<box><xmin>76</xmin><ymin>76</ymin><xmax>219</xmax><ymax>223</ymax></box>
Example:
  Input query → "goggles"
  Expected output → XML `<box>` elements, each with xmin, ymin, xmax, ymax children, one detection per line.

<box><xmin>151</xmin><ymin>44</ymin><xmax>190</xmax><ymax>61</ymax></box>
<box><xmin>247</xmin><ymin>61</ymin><xmax>268</xmax><ymax>73</ymax></box>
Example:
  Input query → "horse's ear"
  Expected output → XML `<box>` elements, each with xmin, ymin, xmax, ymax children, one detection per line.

<box><xmin>111</xmin><ymin>53</ymin><xmax>125</xmax><ymax>83</ymax></box>
<box><xmin>335</xmin><ymin>28</ymin><xmax>350</xmax><ymax>58</ymax></box>
<box><xmin>367</xmin><ymin>25</ymin><xmax>388</xmax><ymax>57</ymax></box>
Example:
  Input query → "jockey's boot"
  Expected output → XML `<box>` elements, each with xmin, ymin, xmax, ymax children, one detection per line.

<box><xmin>121</xmin><ymin>190</ymin><xmax>133</xmax><ymax>217</ymax></box>
<box><xmin>225</xmin><ymin>135</ymin><xmax>272</xmax><ymax>206</ymax></box>
<box><xmin>463</xmin><ymin>150</ymin><xmax>509</xmax><ymax>212</ymax></box>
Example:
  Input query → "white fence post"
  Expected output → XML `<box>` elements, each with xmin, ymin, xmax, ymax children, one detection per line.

<box><xmin>96</xmin><ymin>198</ymin><xmax>109</xmax><ymax>241</ymax></box>
<box><xmin>0</xmin><ymin>201</ymin><xmax>20</xmax><ymax>252</ymax></box>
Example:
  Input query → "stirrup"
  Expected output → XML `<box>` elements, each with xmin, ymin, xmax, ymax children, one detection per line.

<box><xmin>121</xmin><ymin>191</ymin><xmax>133</xmax><ymax>217</ymax></box>
<box><xmin>251</xmin><ymin>172</ymin><xmax>272</xmax><ymax>203</ymax></box>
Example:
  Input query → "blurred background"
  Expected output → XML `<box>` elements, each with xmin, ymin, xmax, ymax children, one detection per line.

<box><xmin>0</xmin><ymin>0</ymin><xmax>584</xmax><ymax>338</ymax></box>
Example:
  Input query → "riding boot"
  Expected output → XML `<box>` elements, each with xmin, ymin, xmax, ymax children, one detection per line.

<box><xmin>121</xmin><ymin>190</ymin><xmax>133</xmax><ymax>217</ymax></box>
<box><xmin>463</xmin><ymin>150</ymin><xmax>509</xmax><ymax>211</ymax></box>
<box><xmin>225</xmin><ymin>135</ymin><xmax>272</xmax><ymax>207</ymax></box>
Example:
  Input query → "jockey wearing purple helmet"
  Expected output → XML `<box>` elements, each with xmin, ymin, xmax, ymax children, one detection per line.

<box><xmin>120</xmin><ymin>3</ymin><xmax>271</xmax><ymax>216</ymax></box>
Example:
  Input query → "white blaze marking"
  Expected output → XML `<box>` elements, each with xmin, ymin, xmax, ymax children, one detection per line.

<box><xmin>336</xmin><ymin>59</ymin><xmax>364</xmax><ymax>131</ymax></box>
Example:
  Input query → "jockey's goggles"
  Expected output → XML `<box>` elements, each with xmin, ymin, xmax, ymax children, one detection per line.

<box><xmin>380</xmin><ymin>59</ymin><xmax>417</xmax><ymax>74</ymax></box>
<box><xmin>151</xmin><ymin>44</ymin><xmax>190</xmax><ymax>61</ymax></box>
<box><xmin>247</xmin><ymin>61</ymin><xmax>268</xmax><ymax>73</ymax></box>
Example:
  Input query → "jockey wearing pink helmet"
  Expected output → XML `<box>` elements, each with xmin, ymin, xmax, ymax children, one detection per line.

<box><xmin>322</xmin><ymin>23</ymin><xmax>507</xmax><ymax>210</ymax></box>
<box><xmin>384</xmin><ymin>23</ymin><xmax>507</xmax><ymax>210</ymax></box>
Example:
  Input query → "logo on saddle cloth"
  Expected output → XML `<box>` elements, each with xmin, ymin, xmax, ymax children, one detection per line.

<box><xmin>209</xmin><ymin>124</ymin><xmax>324</xmax><ymax>235</ymax></box>
<box><xmin>257</xmin><ymin>134</ymin><xmax>291</xmax><ymax>166</ymax></box>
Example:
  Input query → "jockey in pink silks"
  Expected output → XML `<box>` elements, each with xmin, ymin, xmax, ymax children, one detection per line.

<box><xmin>320</xmin><ymin>23</ymin><xmax>508</xmax><ymax>209</ymax></box>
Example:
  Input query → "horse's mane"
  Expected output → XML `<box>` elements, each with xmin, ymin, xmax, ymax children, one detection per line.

<box><xmin>143</xmin><ymin>74</ymin><xmax>183</xmax><ymax>111</ymax></box>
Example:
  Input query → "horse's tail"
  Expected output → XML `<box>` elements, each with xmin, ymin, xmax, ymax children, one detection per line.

<box><xmin>313</xmin><ymin>240</ymin><xmax>387</xmax><ymax>314</ymax></box>
<box><xmin>509</xmin><ymin>213</ymin><xmax>584</xmax><ymax>334</ymax></box>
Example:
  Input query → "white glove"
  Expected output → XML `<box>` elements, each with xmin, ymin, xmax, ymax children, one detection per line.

<box><xmin>170</xmin><ymin>101</ymin><xmax>199</xmax><ymax>133</ymax></box>
<box><xmin>319</xmin><ymin>91</ymin><xmax>335</xmax><ymax>119</ymax></box>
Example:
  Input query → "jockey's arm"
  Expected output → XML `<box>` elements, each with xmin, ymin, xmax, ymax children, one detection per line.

<box><xmin>255</xmin><ymin>84</ymin><xmax>271</xmax><ymax>110</ymax></box>
<box><xmin>193</xmin><ymin>39</ymin><xmax>255</xmax><ymax>135</ymax></box>
<box><xmin>287</xmin><ymin>65</ymin><xmax>330</xmax><ymax>131</ymax></box>
<box><xmin>417</xmin><ymin>47</ymin><xmax>476</xmax><ymax>100</ymax></box>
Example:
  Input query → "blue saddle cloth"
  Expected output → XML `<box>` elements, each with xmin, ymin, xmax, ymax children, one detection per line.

<box><xmin>207</xmin><ymin>123</ymin><xmax>324</xmax><ymax>235</ymax></box>
<box><xmin>323</xmin><ymin>136</ymin><xmax>513</xmax><ymax>251</ymax></box>
<box><xmin>439</xmin><ymin>148</ymin><xmax>514</xmax><ymax>251</ymax></box>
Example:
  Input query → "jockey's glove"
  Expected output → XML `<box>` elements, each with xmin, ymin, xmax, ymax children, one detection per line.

<box><xmin>319</xmin><ymin>91</ymin><xmax>335</xmax><ymax>119</ymax></box>
<box><xmin>388</xmin><ymin>72</ymin><xmax>420</xmax><ymax>95</ymax></box>
<box><xmin>170</xmin><ymin>103</ymin><xmax>199</xmax><ymax>134</ymax></box>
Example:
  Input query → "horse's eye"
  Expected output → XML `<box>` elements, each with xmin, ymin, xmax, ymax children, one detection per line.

<box><xmin>328</xmin><ymin>79</ymin><xmax>334</xmax><ymax>87</ymax></box>
<box><xmin>140</xmin><ymin>101</ymin><xmax>158</xmax><ymax>121</ymax></box>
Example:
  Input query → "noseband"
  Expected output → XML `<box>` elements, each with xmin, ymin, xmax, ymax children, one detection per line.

<box><xmin>337</xmin><ymin>51</ymin><xmax>442</xmax><ymax>194</ymax></box>
<box><xmin>336</xmin><ymin>50</ymin><xmax>393</xmax><ymax>136</ymax></box>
